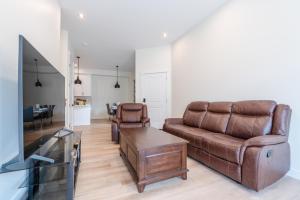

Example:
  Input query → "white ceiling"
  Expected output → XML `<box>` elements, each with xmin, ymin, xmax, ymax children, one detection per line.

<box><xmin>60</xmin><ymin>0</ymin><xmax>227</xmax><ymax>71</ymax></box>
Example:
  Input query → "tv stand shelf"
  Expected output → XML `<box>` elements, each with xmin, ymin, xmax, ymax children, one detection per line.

<box><xmin>0</xmin><ymin>131</ymin><xmax>81</xmax><ymax>200</ymax></box>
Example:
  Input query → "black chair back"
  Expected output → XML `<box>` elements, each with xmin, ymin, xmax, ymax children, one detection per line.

<box><xmin>49</xmin><ymin>105</ymin><xmax>55</xmax><ymax>117</ymax></box>
<box><xmin>106</xmin><ymin>103</ymin><xmax>112</xmax><ymax>115</ymax></box>
<box><xmin>23</xmin><ymin>106</ymin><xmax>34</xmax><ymax>122</ymax></box>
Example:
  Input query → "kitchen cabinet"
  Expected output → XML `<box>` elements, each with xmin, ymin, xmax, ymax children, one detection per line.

<box><xmin>74</xmin><ymin>74</ymin><xmax>91</xmax><ymax>96</ymax></box>
<box><xmin>73</xmin><ymin>105</ymin><xmax>91</xmax><ymax>126</ymax></box>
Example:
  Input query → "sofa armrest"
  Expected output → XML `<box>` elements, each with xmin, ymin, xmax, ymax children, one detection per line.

<box><xmin>242</xmin><ymin>143</ymin><xmax>290</xmax><ymax>191</ymax></box>
<box><xmin>164</xmin><ymin>118</ymin><xmax>183</xmax><ymax>125</ymax></box>
<box><xmin>240</xmin><ymin>135</ymin><xmax>288</xmax><ymax>164</ymax></box>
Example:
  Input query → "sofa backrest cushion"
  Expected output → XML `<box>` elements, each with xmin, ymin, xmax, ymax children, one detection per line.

<box><xmin>226</xmin><ymin>100</ymin><xmax>276</xmax><ymax>139</ymax></box>
<box><xmin>121</xmin><ymin>103</ymin><xmax>143</xmax><ymax>123</ymax></box>
<box><xmin>271</xmin><ymin>104</ymin><xmax>292</xmax><ymax>136</ymax></box>
<box><xmin>201</xmin><ymin>102</ymin><xmax>232</xmax><ymax>133</ymax></box>
<box><xmin>183</xmin><ymin>101</ymin><xmax>208</xmax><ymax>127</ymax></box>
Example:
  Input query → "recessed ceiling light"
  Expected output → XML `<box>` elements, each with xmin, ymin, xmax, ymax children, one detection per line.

<box><xmin>163</xmin><ymin>32</ymin><xmax>168</xmax><ymax>38</ymax></box>
<box><xmin>79</xmin><ymin>12</ymin><xmax>85</xmax><ymax>19</ymax></box>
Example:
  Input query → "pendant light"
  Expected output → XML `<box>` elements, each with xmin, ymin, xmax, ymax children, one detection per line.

<box><xmin>114</xmin><ymin>65</ymin><xmax>120</xmax><ymax>88</ymax></box>
<box><xmin>74</xmin><ymin>56</ymin><xmax>82</xmax><ymax>84</ymax></box>
<box><xmin>34</xmin><ymin>58</ymin><xmax>42</xmax><ymax>87</ymax></box>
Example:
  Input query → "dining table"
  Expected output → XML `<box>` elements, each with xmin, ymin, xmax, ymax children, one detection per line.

<box><xmin>33</xmin><ymin>107</ymin><xmax>49</xmax><ymax>129</ymax></box>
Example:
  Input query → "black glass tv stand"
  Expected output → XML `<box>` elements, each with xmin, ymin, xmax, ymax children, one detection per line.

<box><xmin>0</xmin><ymin>131</ymin><xmax>82</xmax><ymax>200</ymax></box>
<box><xmin>55</xmin><ymin>128</ymin><xmax>74</xmax><ymax>138</ymax></box>
<box><xmin>29</xmin><ymin>154</ymin><xmax>55</xmax><ymax>164</ymax></box>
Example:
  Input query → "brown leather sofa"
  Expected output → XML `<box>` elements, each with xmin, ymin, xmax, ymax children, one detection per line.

<box><xmin>163</xmin><ymin>100</ymin><xmax>291</xmax><ymax>191</ymax></box>
<box><xmin>112</xmin><ymin>103</ymin><xmax>150</xmax><ymax>143</ymax></box>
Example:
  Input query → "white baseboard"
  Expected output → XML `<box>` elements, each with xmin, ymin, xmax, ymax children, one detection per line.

<box><xmin>288</xmin><ymin>168</ymin><xmax>300</xmax><ymax>180</ymax></box>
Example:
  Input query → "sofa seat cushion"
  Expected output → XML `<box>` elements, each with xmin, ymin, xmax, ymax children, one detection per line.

<box><xmin>164</xmin><ymin>123</ymin><xmax>201</xmax><ymax>139</ymax></box>
<box><xmin>164</xmin><ymin>124</ymin><xmax>217</xmax><ymax>147</ymax></box>
<box><xmin>164</xmin><ymin>123</ymin><xmax>244</xmax><ymax>164</ymax></box>
<box><xmin>198</xmin><ymin>133</ymin><xmax>244</xmax><ymax>164</ymax></box>
<box><xmin>120</xmin><ymin>123</ymin><xmax>143</xmax><ymax>128</ymax></box>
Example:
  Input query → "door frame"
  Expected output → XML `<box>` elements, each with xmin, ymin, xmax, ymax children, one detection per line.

<box><xmin>138</xmin><ymin>70</ymin><xmax>171</xmax><ymax>119</ymax></box>
<box><xmin>66</xmin><ymin>51</ymin><xmax>74</xmax><ymax>129</ymax></box>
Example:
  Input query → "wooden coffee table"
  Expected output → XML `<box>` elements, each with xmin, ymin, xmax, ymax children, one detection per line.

<box><xmin>119</xmin><ymin>127</ymin><xmax>188</xmax><ymax>193</ymax></box>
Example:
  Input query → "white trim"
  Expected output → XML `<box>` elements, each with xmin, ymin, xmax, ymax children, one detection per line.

<box><xmin>288</xmin><ymin>168</ymin><xmax>300</xmax><ymax>180</ymax></box>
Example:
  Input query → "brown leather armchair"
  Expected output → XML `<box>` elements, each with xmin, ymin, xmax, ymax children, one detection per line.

<box><xmin>111</xmin><ymin>103</ymin><xmax>150</xmax><ymax>143</ymax></box>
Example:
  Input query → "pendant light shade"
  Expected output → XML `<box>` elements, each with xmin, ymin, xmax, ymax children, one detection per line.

<box><xmin>74</xmin><ymin>56</ymin><xmax>82</xmax><ymax>85</ymax></box>
<box><xmin>114</xmin><ymin>65</ymin><xmax>120</xmax><ymax>88</ymax></box>
<box><xmin>34</xmin><ymin>58</ymin><xmax>42</xmax><ymax>87</ymax></box>
<box><xmin>74</xmin><ymin>76</ymin><xmax>82</xmax><ymax>84</ymax></box>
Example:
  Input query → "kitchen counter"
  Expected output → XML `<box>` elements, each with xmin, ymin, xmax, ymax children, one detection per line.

<box><xmin>73</xmin><ymin>104</ymin><xmax>91</xmax><ymax>126</ymax></box>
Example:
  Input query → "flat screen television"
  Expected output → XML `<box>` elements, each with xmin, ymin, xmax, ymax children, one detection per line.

<box><xmin>19</xmin><ymin>36</ymin><xmax>65</xmax><ymax>160</ymax></box>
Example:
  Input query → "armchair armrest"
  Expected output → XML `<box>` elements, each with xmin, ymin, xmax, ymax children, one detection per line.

<box><xmin>164</xmin><ymin>118</ymin><xmax>183</xmax><ymax>125</ymax></box>
<box><xmin>112</xmin><ymin>117</ymin><xmax>120</xmax><ymax>125</ymax></box>
<box><xmin>240</xmin><ymin>135</ymin><xmax>288</xmax><ymax>164</ymax></box>
<box><xmin>142</xmin><ymin>117</ymin><xmax>150</xmax><ymax>127</ymax></box>
<box><xmin>142</xmin><ymin>117</ymin><xmax>150</xmax><ymax>124</ymax></box>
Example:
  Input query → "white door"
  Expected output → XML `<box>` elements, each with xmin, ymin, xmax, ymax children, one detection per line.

<box><xmin>141</xmin><ymin>72</ymin><xmax>167</xmax><ymax>129</ymax></box>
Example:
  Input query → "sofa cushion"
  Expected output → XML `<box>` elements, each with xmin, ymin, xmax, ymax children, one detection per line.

<box><xmin>164</xmin><ymin>124</ymin><xmax>215</xmax><ymax>143</ymax></box>
<box><xmin>164</xmin><ymin>123</ymin><xmax>243</xmax><ymax>164</ymax></box>
<box><xmin>164</xmin><ymin>123</ymin><xmax>201</xmax><ymax>139</ymax></box>
<box><xmin>201</xmin><ymin>134</ymin><xmax>244</xmax><ymax>164</ymax></box>
<box><xmin>201</xmin><ymin>102</ymin><xmax>232</xmax><ymax>133</ymax></box>
<box><xmin>231</xmin><ymin>100</ymin><xmax>276</xmax><ymax>115</ymax></box>
<box><xmin>226</xmin><ymin>100</ymin><xmax>276</xmax><ymax>139</ymax></box>
<box><xmin>183</xmin><ymin>101</ymin><xmax>208</xmax><ymax>127</ymax></box>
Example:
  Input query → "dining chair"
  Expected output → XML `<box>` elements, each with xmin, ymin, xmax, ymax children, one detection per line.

<box><xmin>47</xmin><ymin>105</ymin><xmax>55</xmax><ymax>124</ymax></box>
<box><xmin>106</xmin><ymin>103</ymin><xmax>114</xmax><ymax>120</ymax></box>
<box><xmin>24</xmin><ymin>106</ymin><xmax>34</xmax><ymax>128</ymax></box>
<box><xmin>24</xmin><ymin>106</ymin><xmax>41</xmax><ymax>129</ymax></box>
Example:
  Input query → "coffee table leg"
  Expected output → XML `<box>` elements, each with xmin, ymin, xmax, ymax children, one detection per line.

<box><xmin>137</xmin><ymin>184</ymin><xmax>145</xmax><ymax>193</ymax></box>
<box><xmin>181</xmin><ymin>172</ymin><xmax>187</xmax><ymax>180</ymax></box>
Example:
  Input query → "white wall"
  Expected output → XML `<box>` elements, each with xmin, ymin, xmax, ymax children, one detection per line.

<box><xmin>91</xmin><ymin>75</ymin><xmax>132</xmax><ymax>119</ymax></box>
<box><xmin>172</xmin><ymin>0</ymin><xmax>300</xmax><ymax>179</ymax></box>
<box><xmin>60</xmin><ymin>30</ymin><xmax>69</xmax><ymax>78</ymax></box>
<box><xmin>76</xmin><ymin>68</ymin><xmax>134</xmax><ymax>119</ymax></box>
<box><xmin>0</xmin><ymin>0</ymin><xmax>61</xmax><ymax>165</ymax></box>
<box><xmin>135</xmin><ymin>46</ymin><xmax>172</xmax><ymax>116</ymax></box>
<box><xmin>60</xmin><ymin>30</ymin><xmax>73</xmax><ymax>128</ymax></box>
<box><xmin>0</xmin><ymin>0</ymin><xmax>61</xmax><ymax>199</ymax></box>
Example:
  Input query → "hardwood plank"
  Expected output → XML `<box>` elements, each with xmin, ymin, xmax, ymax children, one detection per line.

<box><xmin>75</xmin><ymin>120</ymin><xmax>300</xmax><ymax>200</ymax></box>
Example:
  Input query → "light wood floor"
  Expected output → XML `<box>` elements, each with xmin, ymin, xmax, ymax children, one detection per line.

<box><xmin>74</xmin><ymin>120</ymin><xmax>300</xmax><ymax>200</ymax></box>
